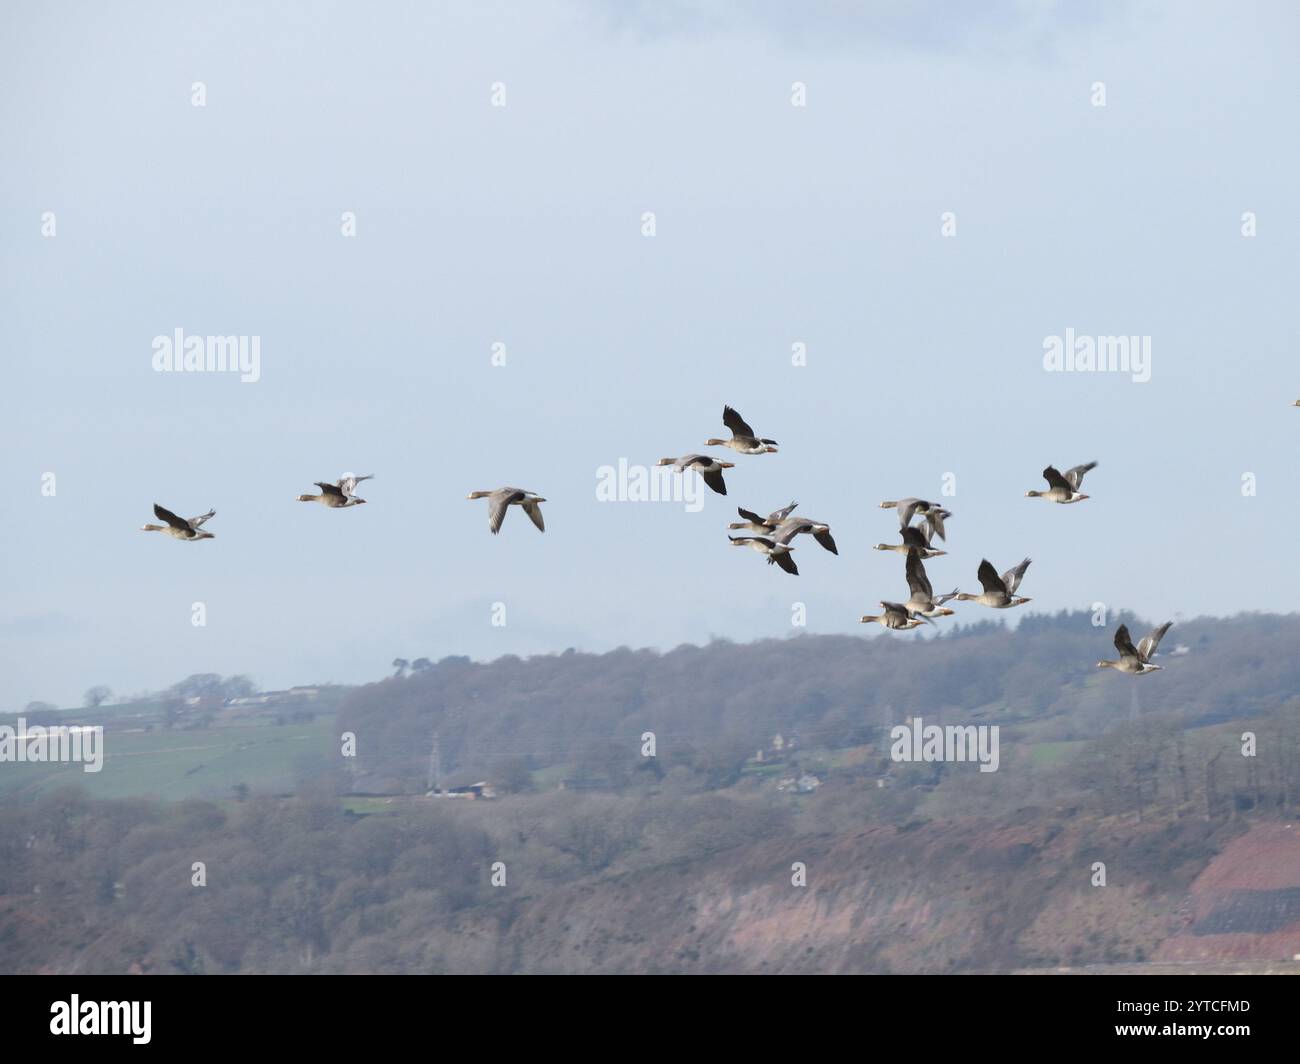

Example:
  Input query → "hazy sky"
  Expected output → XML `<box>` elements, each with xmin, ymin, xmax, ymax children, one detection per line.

<box><xmin>3</xmin><ymin>1</ymin><xmax>1298</xmax><ymax>709</ymax></box>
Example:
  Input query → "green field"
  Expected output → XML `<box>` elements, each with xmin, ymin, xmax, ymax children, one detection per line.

<box><xmin>0</xmin><ymin>719</ymin><xmax>335</xmax><ymax>801</ymax></box>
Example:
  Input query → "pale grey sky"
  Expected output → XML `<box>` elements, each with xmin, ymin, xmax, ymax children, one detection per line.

<box><xmin>2</xmin><ymin>1</ymin><xmax>1297</xmax><ymax>708</ymax></box>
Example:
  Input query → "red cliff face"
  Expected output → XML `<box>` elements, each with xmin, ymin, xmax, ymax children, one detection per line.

<box><xmin>1157</xmin><ymin>823</ymin><xmax>1300</xmax><ymax>964</ymax></box>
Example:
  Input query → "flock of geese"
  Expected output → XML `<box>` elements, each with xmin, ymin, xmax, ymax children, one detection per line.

<box><xmin>139</xmin><ymin>405</ymin><xmax>1174</xmax><ymax>676</ymax></box>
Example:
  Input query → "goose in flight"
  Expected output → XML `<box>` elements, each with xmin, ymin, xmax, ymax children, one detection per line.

<box><xmin>657</xmin><ymin>454</ymin><xmax>734</xmax><ymax>496</ymax></box>
<box><xmin>729</xmin><ymin>502</ymin><xmax>798</xmax><ymax>534</ymax></box>
<box><xmin>1097</xmin><ymin>621</ymin><xmax>1173</xmax><ymax>674</ymax></box>
<box><xmin>140</xmin><ymin>503</ymin><xmax>216</xmax><ymax>541</ymax></box>
<box><xmin>1026</xmin><ymin>462</ymin><xmax>1096</xmax><ymax>504</ymax></box>
<box><xmin>955</xmin><ymin>558</ymin><xmax>1032</xmax><ymax>609</ymax></box>
<box><xmin>904</xmin><ymin>549</ymin><xmax>958</xmax><ymax>619</ymax></box>
<box><xmin>467</xmin><ymin>488</ymin><xmax>546</xmax><ymax>534</ymax></box>
<box><xmin>706</xmin><ymin>406</ymin><xmax>778</xmax><ymax>455</ymax></box>
<box><xmin>297</xmin><ymin>473</ymin><xmax>374</xmax><ymax>508</ymax></box>
<box><xmin>728</xmin><ymin>535</ymin><xmax>798</xmax><ymax>575</ymax></box>
<box><xmin>874</xmin><ymin>524</ymin><xmax>946</xmax><ymax>558</ymax></box>
<box><xmin>860</xmin><ymin>601</ymin><xmax>926</xmax><ymax>630</ymax></box>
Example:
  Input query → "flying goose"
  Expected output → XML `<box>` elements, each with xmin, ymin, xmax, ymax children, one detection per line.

<box><xmin>729</xmin><ymin>502</ymin><xmax>798</xmax><ymax>533</ymax></box>
<box><xmin>657</xmin><ymin>454</ymin><xmax>734</xmax><ymax>496</ymax></box>
<box><xmin>728</xmin><ymin>535</ymin><xmax>798</xmax><ymax>575</ymax></box>
<box><xmin>140</xmin><ymin>503</ymin><xmax>216</xmax><ymax>541</ymax></box>
<box><xmin>297</xmin><ymin>473</ymin><xmax>374</xmax><ymax>508</ymax></box>
<box><xmin>706</xmin><ymin>406</ymin><xmax>778</xmax><ymax>455</ymax></box>
<box><xmin>771</xmin><ymin>516</ymin><xmax>839</xmax><ymax>555</ymax></box>
<box><xmin>1097</xmin><ymin>621</ymin><xmax>1173</xmax><ymax>674</ymax></box>
<box><xmin>1026</xmin><ymin>462</ymin><xmax>1096</xmax><ymax>503</ymax></box>
<box><xmin>874</xmin><ymin>524</ymin><xmax>946</xmax><ymax>558</ymax></box>
<box><xmin>860</xmin><ymin>601</ymin><xmax>926</xmax><ymax>630</ymax></box>
<box><xmin>879</xmin><ymin>498</ymin><xmax>941</xmax><ymax>529</ymax></box>
<box><xmin>955</xmin><ymin>558</ymin><xmax>1032</xmax><ymax>609</ymax></box>
<box><xmin>467</xmin><ymin>488</ymin><xmax>546</xmax><ymax>534</ymax></box>
<box><xmin>904</xmin><ymin>549</ymin><xmax>958</xmax><ymax>619</ymax></box>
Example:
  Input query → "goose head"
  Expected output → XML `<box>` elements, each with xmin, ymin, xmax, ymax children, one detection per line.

<box><xmin>1024</xmin><ymin>490</ymin><xmax>1042</xmax><ymax>498</ymax></box>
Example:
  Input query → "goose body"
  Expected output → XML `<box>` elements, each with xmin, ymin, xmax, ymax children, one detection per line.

<box><xmin>658</xmin><ymin>454</ymin><xmax>734</xmax><ymax>496</ymax></box>
<box><xmin>955</xmin><ymin>558</ymin><xmax>1032</xmax><ymax>609</ymax></box>
<box><xmin>1097</xmin><ymin>621</ymin><xmax>1172</xmax><ymax>674</ymax></box>
<box><xmin>880</xmin><ymin>497</ymin><xmax>940</xmax><ymax>528</ymax></box>
<box><xmin>904</xmin><ymin>549</ymin><xmax>957</xmax><ymax>619</ymax></box>
<box><xmin>874</xmin><ymin>524</ymin><xmax>946</xmax><ymax>558</ymax></box>
<box><xmin>140</xmin><ymin>503</ymin><xmax>216</xmax><ymax>541</ymax></box>
<box><xmin>467</xmin><ymin>487</ymin><xmax>546</xmax><ymax>534</ymax></box>
<box><xmin>298</xmin><ymin>473</ymin><xmax>373</xmax><ymax>508</ymax></box>
<box><xmin>728</xmin><ymin>534</ymin><xmax>798</xmax><ymax>575</ymax></box>
<box><xmin>771</xmin><ymin>516</ymin><xmax>839</xmax><ymax>556</ymax></box>
<box><xmin>1026</xmin><ymin>462</ymin><xmax>1096</xmax><ymax>503</ymax></box>
<box><xmin>706</xmin><ymin>405</ymin><xmax>778</xmax><ymax>455</ymax></box>
<box><xmin>860</xmin><ymin>601</ymin><xmax>925</xmax><ymax>630</ymax></box>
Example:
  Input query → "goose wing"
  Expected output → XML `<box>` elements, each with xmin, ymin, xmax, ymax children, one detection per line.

<box><xmin>737</xmin><ymin>507</ymin><xmax>766</xmax><ymax>524</ymax></box>
<box><xmin>700</xmin><ymin>468</ymin><xmax>727</xmax><ymax>495</ymax></box>
<box><xmin>813</xmin><ymin>528</ymin><xmax>838</xmax><ymax>554</ymax></box>
<box><xmin>905</xmin><ymin>549</ymin><xmax>933</xmax><ymax>599</ymax></box>
<box><xmin>767</xmin><ymin>501</ymin><xmax>798</xmax><ymax>523</ymax></box>
<box><xmin>976</xmin><ymin>560</ymin><xmax>1007</xmax><ymax>596</ymax></box>
<box><xmin>896</xmin><ymin>498</ymin><xmax>928</xmax><ymax>527</ymax></box>
<box><xmin>1137</xmin><ymin>621</ymin><xmax>1173</xmax><ymax>663</ymax></box>
<box><xmin>900</xmin><ymin>525</ymin><xmax>929</xmax><ymax>550</ymax></box>
<box><xmin>187</xmin><ymin>509</ymin><xmax>216</xmax><ymax>529</ymax></box>
<box><xmin>523</xmin><ymin>499</ymin><xmax>545</xmax><ymax>532</ymax></box>
<box><xmin>921</xmin><ymin>509</ymin><xmax>949</xmax><ymax>543</ymax></box>
<box><xmin>488</xmin><ymin>489</ymin><xmax>525</xmax><ymax>534</ymax></box>
<box><xmin>1001</xmin><ymin>558</ymin><xmax>1032</xmax><ymax>595</ymax></box>
<box><xmin>771</xmin><ymin>550</ymin><xmax>799</xmax><ymax>576</ymax></box>
<box><xmin>315</xmin><ymin>481</ymin><xmax>345</xmax><ymax>498</ymax></box>
<box><xmin>339</xmin><ymin>474</ymin><xmax>374</xmax><ymax>497</ymax></box>
<box><xmin>153</xmin><ymin>503</ymin><xmax>192</xmax><ymax>532</ymax></box>
<box><xmin>1064</xmin><ymin>461</ymin><xmax>1097</xmax><ymax>490</ymax></box>
<box><xmin>1042</xmin><ymin>466</ymin><xmax>1074</xmax><ymax>493</ymax></box>
<box><xmin>1114</xmin><ymin>624</ymin><xmax>1142</xmax><ymax>662</ymax></box>
<box><xmin>722</xmin><ymin>405</ymin><xmax>756</xmax><ymax>438</ymax></box>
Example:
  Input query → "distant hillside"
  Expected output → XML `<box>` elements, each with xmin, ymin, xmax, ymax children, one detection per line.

<box><xmin>4</xmin><ymin>612</ymin><xmax>1299</xmax><ymax>974</ymax></box>
<box><xmin>340</xmin><ymin>611</ymin><xmax>1300</xmax><ymax>800</ymax></box>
